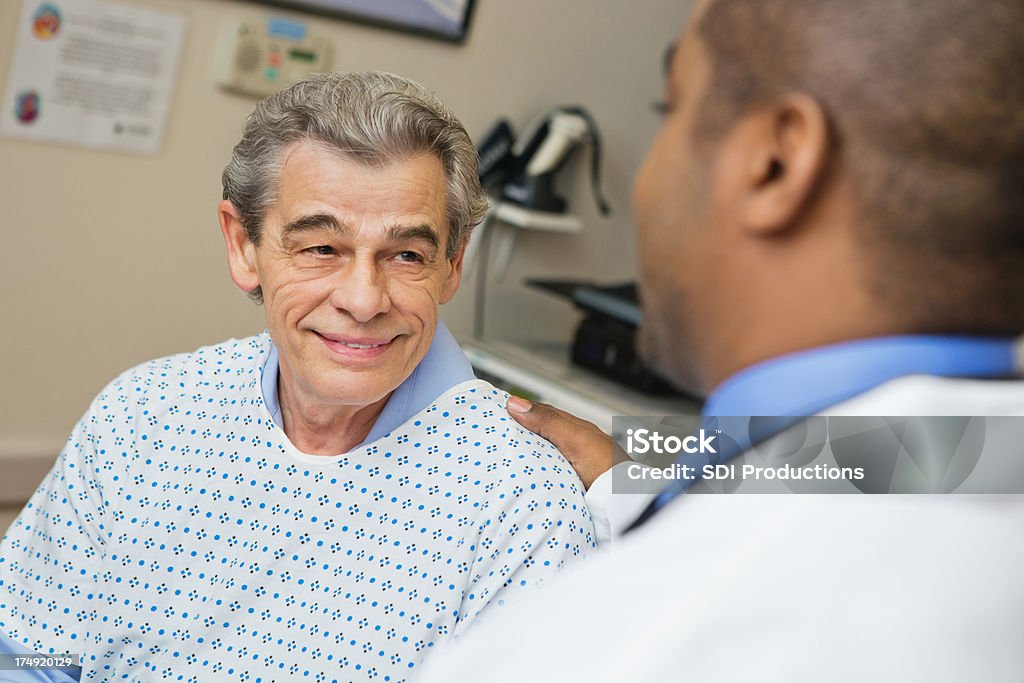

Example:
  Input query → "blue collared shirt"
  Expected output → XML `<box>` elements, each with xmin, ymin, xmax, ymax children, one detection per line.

<box><xmin>703</xmin><ymin>335</ymin><xmax>1018</xmax><ymax>418</ymax></box>
<box><xmin>261</xmin><ymin>321</ymin><xmax>475</xmax><ymax>447</ymax></box>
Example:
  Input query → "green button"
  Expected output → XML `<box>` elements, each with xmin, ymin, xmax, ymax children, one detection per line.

<box><xmin>264</xmin><ymin>67</ymin><xmax>279</xmax><ymax>80</ymax></box>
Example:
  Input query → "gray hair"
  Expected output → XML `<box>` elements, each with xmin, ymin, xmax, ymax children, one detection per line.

<box><xmin>222</xmin><ymin>71</ymin><xmax>488</xmax><ymax>297</ymax></box>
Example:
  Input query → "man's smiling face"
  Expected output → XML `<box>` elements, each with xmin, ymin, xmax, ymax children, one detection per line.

<box><xmin>233</xmin><ymin>140</ymin><xmax>464</xmax><ymax>413</ymax></box>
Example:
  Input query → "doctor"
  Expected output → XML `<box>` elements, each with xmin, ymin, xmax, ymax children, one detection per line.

<box><xmin>420</xmin><ymin>0</ymin><xmax>1024</xmax><ymax>679</ymax></box>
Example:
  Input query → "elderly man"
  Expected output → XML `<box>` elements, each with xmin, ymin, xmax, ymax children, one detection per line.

<box><xmin>0</xmin><ymin>72</ymin><xmax>594</xmax><ymax>682</ymax></box>
<box><xmin>419</xmin><ymin>0</ymin><xmax>1024</xmax><ymax>680</ymax></box>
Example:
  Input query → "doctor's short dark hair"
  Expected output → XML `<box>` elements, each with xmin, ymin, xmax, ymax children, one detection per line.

<box><xmin>695</xmin><ymin>0</ymin><xmax>1024</xmax><ymax>333</ymax></box>
<box><xmin>222</xmin><ymin>71</ymin><xmax>489</xmax><ymax>304</ymax></box>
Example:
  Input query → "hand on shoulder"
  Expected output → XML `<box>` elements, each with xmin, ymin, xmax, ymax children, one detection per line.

<box><xmin>506</xmin><ymin>396</ymin><xmax>631</xmax><ymax>490</ymax></box>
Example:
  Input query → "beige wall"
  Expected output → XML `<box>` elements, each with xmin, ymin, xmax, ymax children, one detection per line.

<box><xmin>0</xmin><ymin>0</ymin><xmax>692</xmax><ymax>468</ymax></box>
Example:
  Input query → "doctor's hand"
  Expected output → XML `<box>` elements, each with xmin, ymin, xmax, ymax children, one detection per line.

<box><xmin>506</xmin><ymin>396</ymin><xmax>630</xmax><ymax>490</ymax></box>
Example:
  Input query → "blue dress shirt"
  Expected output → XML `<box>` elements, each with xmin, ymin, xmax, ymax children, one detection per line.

<box><xmin>703</xmin><ymin>335</ymin><xmax>1018</xmax><ymax>417</ymax></box>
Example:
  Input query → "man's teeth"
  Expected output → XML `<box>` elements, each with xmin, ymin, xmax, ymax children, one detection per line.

<box><xmin>342</xmin><ymin>341</ymin><xmax>383</xmax><ymax>349</ymax></box>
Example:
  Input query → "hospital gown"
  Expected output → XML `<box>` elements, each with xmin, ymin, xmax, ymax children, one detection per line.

<box><xmin>0</xmin><ymin>333</ymin><xmax>595</xmax><ymax>682</ymax></box>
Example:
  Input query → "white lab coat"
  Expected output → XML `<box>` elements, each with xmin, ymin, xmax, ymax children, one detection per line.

<box><xmin>417</xmin><ymin>375</ymin><xmax>1024</xmax><ymax>682</ymax></box>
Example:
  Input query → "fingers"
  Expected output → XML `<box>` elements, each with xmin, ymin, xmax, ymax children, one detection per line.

<box><xmin>506</xmin><ymin>397</ymin><xmax>589</xmax><ymax>442</ymax></box>
<box><xmin>506</xmin><ymin>395</ymin><xmax>627</xmax><ymax>490</ymax></box>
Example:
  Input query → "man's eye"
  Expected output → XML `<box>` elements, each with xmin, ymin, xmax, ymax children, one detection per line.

<box><xmin>396</xmin><ymin>251</ymin><xmax>424</xmax><ymax>263</ymax></box>
<box><xmin>307</xmin><ymin>245</ymin><xmax>335</xmax><ymax>256</ymax></box>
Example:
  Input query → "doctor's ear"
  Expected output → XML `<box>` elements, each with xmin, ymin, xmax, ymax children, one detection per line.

<box><xmin>732</xmin><ymin>93</ymin><xmax>830</xmax><ymax>236</ymax></box>
<box><xmin>218</xmin><ymin>199</ymin><xmax>261</xmax><ymax>294</ymax></box>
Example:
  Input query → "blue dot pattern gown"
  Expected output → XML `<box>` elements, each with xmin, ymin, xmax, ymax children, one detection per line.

<box><xmin>0</xmin><ymin>334</ymin><xmax>595</xmax><ymax>682</ymax></box>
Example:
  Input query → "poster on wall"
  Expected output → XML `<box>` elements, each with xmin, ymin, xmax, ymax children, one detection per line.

<box><xmin>0</xmin><ymin>0</ymin><xmax>186</xmax><ymax>155</ymax></box>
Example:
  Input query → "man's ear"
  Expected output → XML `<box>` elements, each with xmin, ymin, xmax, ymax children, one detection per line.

<box><xmin>732</xmin><ymin>93</ymin><xmax>830</xmax><ymax>236</ymax></box>
<box><xmin>218</xmin><ymin>199</ymin><xmax>261</xmax><ymax>294</ymax></box>
<box><xmin>439</xmin><ymin>237</ymin><xmax>468</xmax><ymax>304</ymax></box>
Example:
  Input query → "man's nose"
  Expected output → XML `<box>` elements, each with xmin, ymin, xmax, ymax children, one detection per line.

<box><xmin>328</xmin><ymin>257</ymin><xmax>392</xmax><ymax>323</ymax></box>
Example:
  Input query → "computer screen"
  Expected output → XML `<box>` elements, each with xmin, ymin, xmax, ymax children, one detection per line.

<box><xmin>246</xmin><ymin>0</ymin><xmax>475</xmax><ymax>42</ymax></box>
